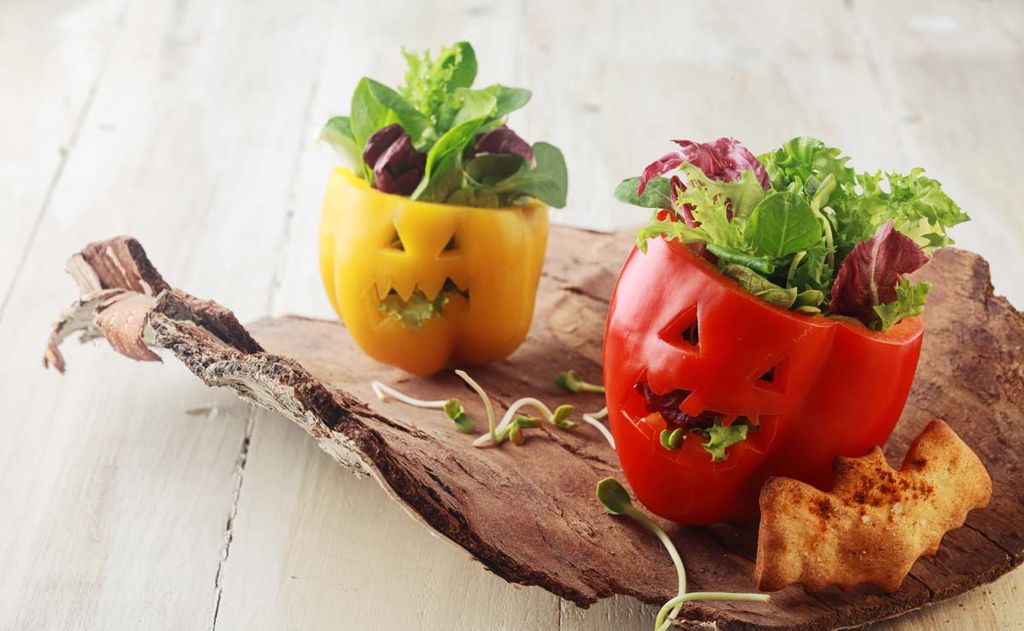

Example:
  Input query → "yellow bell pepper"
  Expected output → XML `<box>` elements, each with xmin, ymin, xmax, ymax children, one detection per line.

<box><xmin>319</xmin><ymin>168</ymin><xmax>549</xmax><ymax>376</ymax></box>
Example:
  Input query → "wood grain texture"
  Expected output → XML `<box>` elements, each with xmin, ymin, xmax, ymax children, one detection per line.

<box><xmin>5</xmin><ymin>0</ymin><xmax>1024</xmax><ymax>629</ymax></box>
<box><xmin>0</xmin><ymin>0</ymin><xmax>335</xmax><ymax>628</ymax></box>
<box><xmin>44</xmin><ymin>231</ymin><xmax>1024</xmax><ymax>629</ymax></box>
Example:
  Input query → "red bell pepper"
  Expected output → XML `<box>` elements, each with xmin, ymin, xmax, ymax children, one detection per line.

<box><xmin>603</xmin><ymin>238</ymin><xmax>924</xmax><ymax>524</ymax></box>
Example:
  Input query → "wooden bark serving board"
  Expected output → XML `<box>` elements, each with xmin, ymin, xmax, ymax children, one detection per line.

<box><xmin>45</xmin><ymin>228</ymin><xmax>1023</xmax><ymax>630</ymax></box>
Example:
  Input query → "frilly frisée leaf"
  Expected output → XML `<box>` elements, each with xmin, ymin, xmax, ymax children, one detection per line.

<box><xmin>874</xmin><ymin>278</ymin><xmax>930</xmax><ymax>331</ymax></box>
<box><xmin>620</xmin><ymin>135</ymin><xmax>968</xmax><ymax>328</ymax></box>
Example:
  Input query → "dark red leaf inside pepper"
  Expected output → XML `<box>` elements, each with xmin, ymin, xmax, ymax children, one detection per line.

<box><xmin>470</xmin><ymin>125</ymin><xmax>534</xmax><ymax>165</ymax></box>
<box><xmin>637</xmin><ymin>137</ymin><xmax>770</xmax><ymax>195</ymax></box>
<box><xmin>829</xmin><ymin>220</ymin><xmax>929</xmax><ymax>324</ymax></box>
<box><xmin>363</xmin><ymin>123</ymin><xmax>427</xmax><ymax>196</ymax></box>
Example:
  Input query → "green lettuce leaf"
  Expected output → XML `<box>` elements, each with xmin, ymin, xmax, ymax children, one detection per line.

<box><xmin>683</xmin><ymin>165</ymin><xmax>767</xmax><ymax>220</ymax></box>
<box><xmin>836</xmin><ymin>169</ymin><xmax>969</xmax><ymax>252</ymax></box>
<box><xmin>873</xmin><ymin>278</ymin><xmax>930</xmax><ymax>331</ymax></box>
<box><xmin>701</xmin><ymin>418</ymin><xmax>753</xmax><ymax>462</ymax></box>
<box><xmin>758</xmin><ymin>136</ymin><xmax>856</xmax><ymax>194</ymax></box>
<box><xmin>400</xmin><ymin>41</ymin><xmax>477</xmax><ymax>124</ymax></box>
<box><xmin>722</xmin><ymin>264</ymin><xmax>798</xmax><ymax>309</ymax></box>
<box><xmin>412</xmin><ymin>116</ymin><xmax>489</xmax><ymax>200</ymax></box>
<box><xmin>378</xmin><ymin>288</ymin><xmax>451</xmax><ymax>328</ymax></box>
<box><xmin>705</xmin><ymin>244</ymin><xmax>775</xmax><ymax>275</ymax></box>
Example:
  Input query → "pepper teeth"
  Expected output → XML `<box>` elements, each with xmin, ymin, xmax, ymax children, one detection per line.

<box><xmin>417</xmin><ymin>269</ymin><xmax>449</xmax><ymax>302</ymax></box>
<box><xmin>374</xmin><ymin>275</ymin><xmax>393</xmax><ymax>300</ymax></box>
<box><xmin>390</xmin><ymin>274</ymin><xmax>417</xmax><ymax>302</ymax></box>
<box><xmin>446</xmin><ymin>269</ymin><xmax>469</xmax><ymax>295</ymax></box>
<box><xmin>372</xmin><ymin>276</ymin><xmax>468</xmax><ymax>303</ymax></box>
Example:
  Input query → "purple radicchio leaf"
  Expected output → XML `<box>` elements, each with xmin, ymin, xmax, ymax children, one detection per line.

<box><xmin>637</xmin><ymin>137</ymin><xmax>770</xmax><ymax>195</ymax></box>
<box><xmin>470</xmin><ymin>125</ymin><xmax>535</xmax><ymax>166</ymax></box>
<box><xmin>363</xmin><ymin>123</ymin><xmax>427</xmax><ymax>196</ymax></box>
<box><xmin>829</xmin><ymin>220</ymin><xmax>930</xmax><ymax>325</ymax></box>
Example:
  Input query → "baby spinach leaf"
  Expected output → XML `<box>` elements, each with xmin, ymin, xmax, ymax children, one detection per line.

<box><xmin>447</xmin><ymin>42</ymin><xmax>478</xmax><ymax>90</ymax></box>
<box><xmin>478</xmin><ymin>142</ymin><xmax>568</xmax><ymax>208</ymax></box>
<box><xmin>614</xmin><ymin>176</ymin><xmax>673</xmax><ymax>209</ymax></box>
<box><xmin>411</xmin><ymin>116</ymin><xmax>489</xmax><ymax>200</ymax></box>
<box><xmin>464</xmin><ymin>154</ymin><xmax>525</xmax><ymax>185</ymax></box>
<box><xmin>350</xmin><ymin>77</ymin><xmax>434</xmax><ymax>161</ymax></box>
<box><xmin>414</xmin><ymin>163</ymin><xmax>464</xmax><ymax>204</ymax></box>
<box><xmin>319</xmin><ymin>116</ymin><xmax>359</xmax><ymax>165</ymax></box>
<box><xmin>493</xmin><ymin>86</ymin><xmax>531</xmax><ymax>118</ymax></box>
<box><xmin>324</xmin><ymin>42</ymin><xmax>566</xmax><ymax>210</ymax></box>
<box><xmin>451</xmin><ymin>87</ymin><xmax>498</xmax><ymax>127</ymax></box>
<box><xmin>746</xmin><ymin>191</ymin><xmax>822</xmax><ymax>258</ymax></box>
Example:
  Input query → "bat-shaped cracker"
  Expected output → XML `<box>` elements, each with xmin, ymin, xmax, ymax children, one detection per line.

<box><xmin>755</xmin><ymin>419</ymin><xmax>992</xmax><ymax>592</ymax></box>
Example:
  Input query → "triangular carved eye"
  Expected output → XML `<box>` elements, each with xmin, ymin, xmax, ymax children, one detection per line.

<box><xmin>659</xmin><ymin>304</ymin><xmax>699</xmax><ymax>352</ymax></box>
<box><xmin>442</xmin><ymin>234</ymin><xmax>458</xmax><ymax>252</ymax></box>
<box><xmin>755</xmin><ymin>356</ymin><xmax>789</xmax><ymax>394</ymax></box>
<box><xmin>385</xmin><ymin>228</ymin><xmax>404</xmax><ymax>251</ymax></box>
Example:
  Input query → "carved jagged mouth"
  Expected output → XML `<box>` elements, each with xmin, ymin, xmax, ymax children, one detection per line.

<box><xmin>376</xmin><ymin>277</ymin><xmax>469</xmax><ymax>328</ymax></box>
<box><xmin>634</xmin><ymin>380</ymin><xmax>760</xmax><ymax>460</ymax></box>
<box><xmin>635</xmin><ymin>381</ymin><xmax>718</xmax><ymax>431</ymax></box>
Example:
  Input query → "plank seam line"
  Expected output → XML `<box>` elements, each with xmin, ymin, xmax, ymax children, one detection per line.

<box><xmin>208</xmin><ymin>405</ymin><xmax>257</xmax><ymax>631</ymax></box>
<box><xmin>0</xmin><ymin>1</ymin><xmax>124</xmax><ymax>327</ymax></box>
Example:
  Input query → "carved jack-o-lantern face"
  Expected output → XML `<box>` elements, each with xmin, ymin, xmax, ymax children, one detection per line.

<box><xmin>320</xmin><ymin>168</ymin><xmax>548</xmax><ymax>376</ymax></box>
<box><xmin>603</xmin><ymin>238</ymin><xmax>924</xmax><ymax>524</ymax></box>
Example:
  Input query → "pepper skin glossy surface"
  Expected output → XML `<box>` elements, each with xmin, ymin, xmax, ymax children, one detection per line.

<box><xmin>603</xmin><ymin>238</ymin><xmax>924</xmax><ymax>524</ymax></box>
<box><xmin>319</xmin><ymin>168</ymin><xmax>548</xmax><ymax>376</ymax></box>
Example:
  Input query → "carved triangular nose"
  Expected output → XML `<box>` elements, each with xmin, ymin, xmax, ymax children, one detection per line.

<box><xmin>391</xmin><ymin>209</ymin><xmax>461</xmax><ymax>258</ymax></box>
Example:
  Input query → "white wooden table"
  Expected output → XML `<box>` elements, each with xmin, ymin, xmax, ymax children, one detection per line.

<box><xmin>2</xmin><ymin>0</ymin><xmax>1022</xmax><ymax>628</ymax></box>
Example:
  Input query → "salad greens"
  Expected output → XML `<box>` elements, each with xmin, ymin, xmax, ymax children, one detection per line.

<box><xmin>321</xmin><ymin>42</ymin><xmax>567</xmax><ymax>209</ymax></box>
<box><xmin>617</xmin><ymin>137</ymin><xmax>968</xmax><ymax>330</ymax></box>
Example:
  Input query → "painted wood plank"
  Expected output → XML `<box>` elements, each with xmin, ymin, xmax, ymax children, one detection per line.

<box><xmin>212</xmin><ymin>411</ymin><xmax>560</xmax><ymax>630</ymax></box>
<box><xmin>222</xmin><ymin>3</ymin><xmax>566</xmax><ymax>628</ymax></box>
<box><xmin>0</xmin><ymin>0</ymin><xmax>121</xmax><ymax>317</ymax></box>
<box><xmin>0</xmin><ymin>0</ymin><xmax>333</xmax><ymax>629</ymax></box>
<box><xmin>242</xmin><ymin>0</ymin><xmax>1024</xmax><ymax>629</ymax></box>
<box><xmin>3</xmin><ymin>0</ymin><xmax>1022</xmax><ymax>629</ymax></box>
